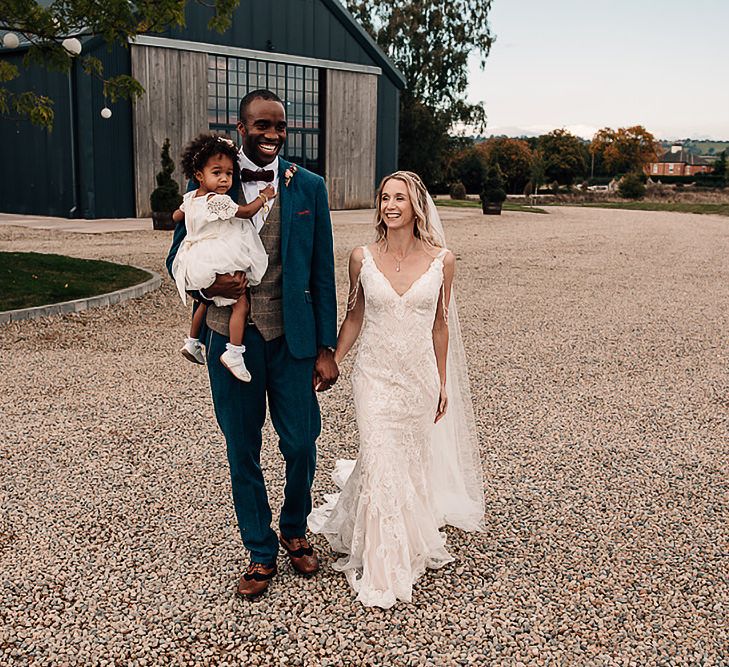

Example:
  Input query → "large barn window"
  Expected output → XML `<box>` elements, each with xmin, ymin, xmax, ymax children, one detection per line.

<box><xmin>207</xmin><ymin>55</ymin><xmax>323</xmax><ymax>175</ymax></box>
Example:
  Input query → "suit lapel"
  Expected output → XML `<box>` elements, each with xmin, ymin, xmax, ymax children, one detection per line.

<box><xmin>278</xmin><ymin>158</ymin><xmax>293</xmax><ymax>265</ymax></box>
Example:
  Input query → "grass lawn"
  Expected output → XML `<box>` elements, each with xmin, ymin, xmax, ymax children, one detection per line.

<box><xmin>1</xmin><ymin>252</ymin><xmax>151</xmax><ymax>311</ymax></box>
<box><xmin>434</xmin><ymin>199</ymin><xmax>548</xmax><ymax>214</ymax></box>
<box><xmin>547</xmin><ymin>201</ymin><xmax>729</xmax><ymax>217</ymax></box>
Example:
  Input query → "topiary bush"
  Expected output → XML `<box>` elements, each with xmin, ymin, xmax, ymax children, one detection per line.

<box><xmin>480</xmin><ymin>164</ymin><xmax>507</xmax><ymax>205</ymax></box>
<box><xmin>150</xmin><ymin>138</ymin><xmax>183</xmax><ymax>213</ymax></box>
<box><xmin>449</xmin><ymin>181</ymin><xmax>467</xmax><ymax>200</ymax></box>
<box><xmin>618</xmin><ymin>172</ymin><xmax>647</xmax><ymax>200</ymax></box>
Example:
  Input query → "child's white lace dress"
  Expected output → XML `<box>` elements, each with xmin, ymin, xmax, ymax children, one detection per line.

<box><xmin>172</xmin><ymin>192</ymin><xmax>268</xmax><ymax>306</ymax></box>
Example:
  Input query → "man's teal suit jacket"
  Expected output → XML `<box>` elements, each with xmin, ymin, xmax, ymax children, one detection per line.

<box><xmin>165</xmin><ymin>157</ymin><xmax>338</xmax><ymax>359</ymax></box>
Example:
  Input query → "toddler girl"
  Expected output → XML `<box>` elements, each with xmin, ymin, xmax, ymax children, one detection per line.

<box><xmin>172</xmin><ymin>134</ymin><xmax>273</xmax><ymax>382</ymax></box>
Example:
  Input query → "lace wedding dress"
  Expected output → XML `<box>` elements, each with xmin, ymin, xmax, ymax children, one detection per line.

<box><xmin>309</xmin><ymin>246</ymin><xmax>461</xmax><ymax>609</ymax></box>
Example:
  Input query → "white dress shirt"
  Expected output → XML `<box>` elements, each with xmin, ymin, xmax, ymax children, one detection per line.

<box><xmin>238</xmin><ymin>149</ymin><xmax>279</xmax><ymax>233</ymax></box>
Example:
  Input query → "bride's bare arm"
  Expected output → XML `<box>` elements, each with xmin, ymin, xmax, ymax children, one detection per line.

<box><xmin>334</xmin><ymin>247</ymin><xmax>365</xmax><ymax>364</ymax></box>
<box><xmin>433</xmin><ymin>251</ymin><xmax>455</xmax><ymax>423</ymax></box>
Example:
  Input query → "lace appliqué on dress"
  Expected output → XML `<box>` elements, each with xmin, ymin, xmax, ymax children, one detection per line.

<box><xmin>309</xmin><ymin>245</ymin><xmax>456</xmax><ymax>609</ymax></box>
<box><xmin>204</xmin><ymin>193</ymin><xmax>239</xmax><ymax>222</ymax></box>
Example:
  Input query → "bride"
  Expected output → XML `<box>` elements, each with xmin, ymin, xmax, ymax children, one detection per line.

<box><xmin>308</xmin><ymin>171</ymin><xmax>484</xmax><ymax>609</ymax></box>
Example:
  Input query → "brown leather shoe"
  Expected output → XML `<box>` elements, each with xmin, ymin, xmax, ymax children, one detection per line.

<box><xmin>279</xmin><ymin>534</ymin><xmax>320</xmax><ymax>577</ymax></box>
<box><xmin>236</xmin><ymin>561</ymin><xmax>277</xmax><ymax>600</ymax></box>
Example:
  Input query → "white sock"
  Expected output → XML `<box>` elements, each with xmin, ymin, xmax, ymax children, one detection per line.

<box><xmin>185</xmin><ymin>337</ymin><xmax>201</xmax><ymax>346</ymax></box>
<box><xmin>225</xmin><ymin>343</ymin><xmax>245</xmax><ymax>354</ymax></box>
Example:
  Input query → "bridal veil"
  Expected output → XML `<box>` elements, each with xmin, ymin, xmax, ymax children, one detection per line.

<box><xmin>425</xmin><ymin>193</ymin><xmax>485</xmax><ymax>532</ymax></box>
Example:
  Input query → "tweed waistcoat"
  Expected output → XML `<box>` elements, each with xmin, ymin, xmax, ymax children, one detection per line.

<box><xmin>206</xmin><ymin>196</ymin><xmax>284</xmax><ymax>341</ymax></box>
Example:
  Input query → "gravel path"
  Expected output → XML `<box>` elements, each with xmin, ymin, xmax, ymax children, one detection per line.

<box><xmin>1</xmin><ymin>207</ymin><xmax>727</xmax><ymax>665</ymax></box>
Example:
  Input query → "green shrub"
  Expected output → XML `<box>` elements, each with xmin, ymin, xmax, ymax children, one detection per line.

<box><xmin>618</xmin><ymin>173</ymin><xmax>646</xmax><ymax>200</ymax></box>
<box><xmin>449</xmin><ymin>181</ymin><xmax>467</xmax><ymax>199</ymax></box>
<box><xmin>150</xmin><ymin>138</ymin><xmax>183</xmax><ymax>213</ymax></box>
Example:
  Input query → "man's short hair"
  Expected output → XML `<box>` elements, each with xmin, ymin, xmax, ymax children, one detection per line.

<box><xmin>239</xmin><ymin>89</ymin><xmax>285</xmax><ymax>123</ymax></box>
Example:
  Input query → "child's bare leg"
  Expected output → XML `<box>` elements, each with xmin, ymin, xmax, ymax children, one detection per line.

<box><xmin>228</xmin><ymin>294</ymin><xmax>249</xmax><ymax>347</ymax></box>
<box><xmin>190</xmin><ymin>303</ymin><xmax>207</xmax><ymax>339</ymax></box>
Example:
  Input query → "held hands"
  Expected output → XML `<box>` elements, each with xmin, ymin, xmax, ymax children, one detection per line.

<box><xmin>313</xmin><ymin>347</ymin><xmax>339</xmax><ymax>392</ymax></box>
<box><xmin>205</xmin><ymin>271</ymin><xmax>249</xmax><ymax>301</ymax></box>
<box><xmin>434</xmin><ymin>385</ymin><xmax>448</xmax><ymax>424</ymax></box>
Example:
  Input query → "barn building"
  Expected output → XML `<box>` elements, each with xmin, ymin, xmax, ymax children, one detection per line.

<box><xmin>0</xmin><ymin>0</ymin><xmax>404</xmax><ymax>218</ymax></box>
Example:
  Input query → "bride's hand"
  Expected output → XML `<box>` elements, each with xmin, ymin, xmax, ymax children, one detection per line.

<box><xmin>434</xmin><ymin>385</ymin><xmax>448</xmax><ymax>423</ymax></box>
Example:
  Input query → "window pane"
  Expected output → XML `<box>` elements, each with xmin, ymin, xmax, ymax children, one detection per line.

<box><xmin>307</xmin><ymin>134</ymin><xmax>318</xmax><ymax>161</ymax></box>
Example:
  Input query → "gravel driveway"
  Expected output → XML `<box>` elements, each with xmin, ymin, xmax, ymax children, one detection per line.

<box><xmin>1</xmin><ymin>206</ymin><xmax>727</xmax><ymax>665</ymax></box>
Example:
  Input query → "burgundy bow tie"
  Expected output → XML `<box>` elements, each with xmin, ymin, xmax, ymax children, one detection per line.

<box><xmin>240</xmin><ymin>168</ymin><xmax>275</xmax><ymax>183</ymax></box>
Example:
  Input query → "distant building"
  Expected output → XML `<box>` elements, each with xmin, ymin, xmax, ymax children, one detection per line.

<box><xmin>645</xmin><ymin>142</ymin><xmax>714</xmax><ymax>177</ymax></box>
<box><xmin>0</xmin><ymin>1</ymin><xmax>405</xmax><ymax>217</ymax></box>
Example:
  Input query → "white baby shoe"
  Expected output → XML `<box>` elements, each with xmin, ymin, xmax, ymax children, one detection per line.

<box><xmin>181</xmin><ymin>337</ymin><xmax>205</xmax><ymax>365</ymax></box>
<box><xmin>220</xmin><ymin>344</ymin><xmax>252</xmax><ymax>382</ymax></box>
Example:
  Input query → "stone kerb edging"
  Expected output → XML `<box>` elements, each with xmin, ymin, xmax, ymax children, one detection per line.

<box><xmin>0</xmin><ymin>267</ymin><xmax>162</xmax><ymax>324</ymax></box>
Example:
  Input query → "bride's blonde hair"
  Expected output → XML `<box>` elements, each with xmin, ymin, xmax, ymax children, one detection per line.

<box><xmin>374</xmin><ymin>171</ymin><xmax>442</xmax><ymax>248</ymax></box>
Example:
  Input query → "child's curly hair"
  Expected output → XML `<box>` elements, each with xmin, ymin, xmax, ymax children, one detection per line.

<box><xmin>180</xmin><ymin>134</ymin><xmax>239</xmax><ymax>181</ymax></box>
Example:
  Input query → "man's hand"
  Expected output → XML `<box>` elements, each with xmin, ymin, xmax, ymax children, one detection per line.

<box><xmin>205</xmin><ymin>271</ymin><xmax>248</xmax><ymax>300</ymax></box>
<box><xmin>313</xmin><ymin>347</ymin><xmax>339</xmax><ymax>392</ymax></box>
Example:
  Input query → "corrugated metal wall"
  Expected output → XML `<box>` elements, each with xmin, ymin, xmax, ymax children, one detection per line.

<box><xmin>0</xmin><ymin>54</ymin><xmax>75</xmax><ymax>217</ymax></box>
<box><xmin>75</xmin><ymin>40</ymin><xmax>135</xmax><ymax>218</ymax></box>
<box><xmin>0</xmin><ymin>41</ymin><xmax>135</xmax><ymax>218</ymax></box>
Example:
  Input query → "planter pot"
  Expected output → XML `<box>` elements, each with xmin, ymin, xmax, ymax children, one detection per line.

<box><xmin>152</xmin><ymin>211</ymin><xmax>177</xmax><ymax>231</ymax></box>
<box><xmin>481</xmin><ymin>201</ymin><xmax>503</xmax><ymax>215</ymax></box>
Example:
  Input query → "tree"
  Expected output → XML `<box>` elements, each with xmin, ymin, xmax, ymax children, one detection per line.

<box><xmin>529</xmin><ymin>149</ymin><xmax>546</xmax><ymax>194</ymax></box>
<box><xmin>346</xmin><ymin>0</ymin><xmax>494</xmax><ymax>186</ymax></box>
<box><xmin>0</xmin><ymin>1</ymin><xmax>239</xmax><ymax>129</ymax></box>
<box><xmin>538</xmin><ymin>129</ymin><xmax>587</xmax><ymax>185</ymax></box>
<box><xmin>590</xmin><ymin>125</ymin><xmax>659</xmax><ymax>176</ymax></box>
<box><xmin>475</xmin><ymin>137</ymin><xmax>532</xmax><ymax>193</ymax></box>
<box><xmin>398</xmin><ymin>99</ymin><xmax>452</xmax><ymax>189</ymax></box>
<box><xmin>150</xmin><ymin>138</ymin><xmax>183</xmax><ymax>213</ymax></box>
<box><xmin>448</xmin><ymin>146</ymin><xmax>488</xmax><ymax>194</ymax></box>
<box><xmin>713</xmin><ymin>150</ymin><xmax>727</xmax><ymax>179</ymax></box>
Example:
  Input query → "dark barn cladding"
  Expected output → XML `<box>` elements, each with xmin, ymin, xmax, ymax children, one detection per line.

<box><xmin>0</xmin><ymin>0</ymin><xmax>404</xmax><ymax>218</ymax></box>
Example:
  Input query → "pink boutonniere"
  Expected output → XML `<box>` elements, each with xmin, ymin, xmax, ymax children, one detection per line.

<box><xmin>284</xmin><ymin>163</ymin><xmax>298</xmax><ymax>188</ymax></box>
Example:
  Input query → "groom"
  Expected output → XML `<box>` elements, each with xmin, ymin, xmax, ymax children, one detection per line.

<box><xmin>166</xmin><ymin>89</ymin><xmax>339</xmax><ymax>599</ymax></box>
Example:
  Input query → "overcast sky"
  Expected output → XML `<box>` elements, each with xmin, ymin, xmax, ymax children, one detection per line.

<box><xmin>466</xmin><ymin>0</ymin><xmax>729</xmax><ymax>140</ymax></box>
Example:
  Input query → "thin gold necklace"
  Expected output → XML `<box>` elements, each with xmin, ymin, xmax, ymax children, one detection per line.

<box><xmin>391</xmin><ymin>240</ymin><xmax>418</xmax><ymax>272</ymax></box>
